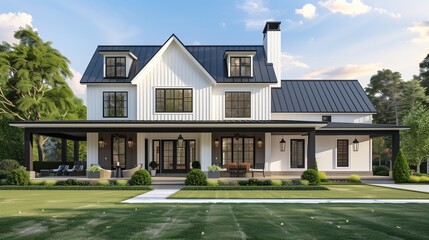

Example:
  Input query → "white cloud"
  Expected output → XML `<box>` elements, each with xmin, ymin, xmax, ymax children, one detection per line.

<box><xmin>302</xmin><ymin>63</ymin><xmax>380</xmax><ymax>79</ymax></box>
<box><xmin>373</xmin><ymin>8</ymin><xmax>401</xmax><ymax>19</ymax></box>
<box><xmin>0</xmin><ymin>12</ymin><xmax>33</xmax><ymax>43</ymax></box>
<box><xmin>295</xmin><ymin>4</ymin><xmax>318</xmax><ymax>19</ymax></box>
<box><xmin>192</xmin><ymin>41</ymin><xmax>201</xmax><ymax>45</ymax></box>
<box><xmin>238</xmin><ymin>0</ymin><xmax>273</xmax><ymax>31</ymax></box>
<box><xmin>282</xmin><ymin>52</ymin><xmax>309</xmax><ymax>72</ymax></box>
<box><xmin>67</xmin><ymin>68</ymin><xmax>87</xmax><ymax>104</ymax></box>
<box><xmin>319</xmin><ymin>0</ymin><xmax>371</xmax><ymax>16</ymax></box>
<box><xmin>244</xmin><ymin>18</ymin><xmax>274</xmax><ymax>30</ymax></box>
<box><xmin>237</xmin><ymin>0</ymin><xmax>269</xmax><ymax>15</ymax></box>
<box><xmin>408</xmin><ymin>21</ymin><xmax>429</xmax><ymax>44</ymax></box>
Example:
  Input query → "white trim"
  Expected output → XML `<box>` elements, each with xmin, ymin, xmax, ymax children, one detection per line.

<box><xmin>223</xmin><ymin>89</ymin><xmax>254</xmax><ymax>120</ymax></box>
<box><xmin>225</xmin><ymin>52</ymin><xmax>256</xmax><ymax>78</ymax></box>
<box><xmin>152</xmin><ymin>87</ymin><xmax>195</xmax><ymax>115</ymax></box>
<box><xmin>99</xmin><ymin>51</ymin><xmax>138</xmax><ymax>60</ymax></box>
<box><xmin>335</xmin><ymin>138</ymin><xmax>351</xmax><ymax>169</ymax></box>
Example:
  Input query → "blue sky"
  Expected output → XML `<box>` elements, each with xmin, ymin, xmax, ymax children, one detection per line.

<box><xmin>1</xmin><ymin>0</ymin><xmax>429</xmax><ymax>103</ymax></box>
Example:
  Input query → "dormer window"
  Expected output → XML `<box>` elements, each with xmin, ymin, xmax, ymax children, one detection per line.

<box><xmin>106</xmin><ymin>57</ymin><xmax>126</xmax><ymax>78</ymax></box>
<box><xmin>225</xmin><ymin>51</ymin><xmax>256</xmax><ymax>78</ymax></box>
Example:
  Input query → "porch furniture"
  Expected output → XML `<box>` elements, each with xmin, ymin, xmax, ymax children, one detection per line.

<box><xmin>237</xmin><ymin>163</ymin><xmax>249</xmax><ymax>177</ymax></box>
<box><xmin>40</xmin><ymin>169</ymin><xmax>51</xmax><ymax>177</ymax></box>
<box><xmin>51</xmin><ymin>164</ymin><xmax>67</xmax><ymax>175</ymax></box>
<box><xmin>89</xmin><ymin>164</ymin><xmax>112</xmax><ymax>179</ymax></box>
<box><xmin>66</xmin><ymin>164</ymin><xmax>85</xmax><ymax>176</ymax></box>
<box><xmin>251</xmin><ymin>163</ymin><xmax>265</xmax><ymax>178</ymax></box>
<box><xmin>226</xmin><ymin>163</ymin><xmax>238</xmax><ymax>177</ymax></box>
<box><xmin>122</xmin><ymin>164</ymin><xmax>143</xmax><ymax>178</ymax></box>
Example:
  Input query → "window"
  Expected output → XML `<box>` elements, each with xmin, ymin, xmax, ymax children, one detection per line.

<box><xmin>322</xmin><ymin>115</ymin><xmax>332</xmax><ymax>122</ymax></box>
<box><xmin>221</xmin><ymin>137</ymin><xmax>254</xmax><ymax>167</ymax></box>
<box><xmin>230</xmin><ymin>57</ymin><xmax>251</xmax><ymax>77</ymax></box>
<box><xmin>225</xmin><ymin>92</ymin><xmax>251</xmax><ymax>118</ymax></box>
<box><xmin>105</xmin><ymin>57</ymin><xmax>126</xmax><ymax>78</ymax></box>
<box><xmin>155</xmin><ymin>89</ymin><xmax>193</xmax><ymax>112</ymax></box>
<box><xmin>290</xmin><ymin>139</ymin><xmax>305</xmax><ymax>168</ymax></box>
<box><xmin>337</xmin><ymin>139</ymin><xmax>349</xmax><ymax>167</ymax></box>
<box><xmin>112</xmin><ymin>136</ymin><xmax>126</xmax><ymax>168</ymax></box>
<box><xmin>103</xmin><ymin>92</ymin><xmax>128</xmax><ymax>118</ymax></box>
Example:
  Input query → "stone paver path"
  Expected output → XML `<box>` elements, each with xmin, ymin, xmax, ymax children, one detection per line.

<box><xmin>370</xmin><ymin>184</ymin><xmax>429</xmax><ymax>193</ymax></box>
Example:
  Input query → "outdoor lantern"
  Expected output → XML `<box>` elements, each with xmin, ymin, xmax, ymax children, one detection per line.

<box><xmin>127</xmin><ymin>138</ymin><xmax>134</xmax><ymax>148</ymax></box>
<box><xmin>279</xmin><ymin>137</ymin><xmax>286</xmax><ymax>152</ymax></box>
<box><xmin>353</xmin><ymin>138</ymin><xmax>359</xmax><ymax>152</ymax></box>
<box><xmin>98</xmin><ymin>138</ymin><xmax>105</xmax><ymax>148</ymax></box>
<box><xmin>178</xmin><ymin>134</ymin><xmax>184</xmax><ymax>148</ymax></box>
<box><xmin>257</xmin><ymin>138</ymin><xmax>263</xmax><ymax>147</ymax></box>
<box><xmin>214</xmin><ymin>138</ymin><xmax>220</xmax><ymax>147</ymax></box>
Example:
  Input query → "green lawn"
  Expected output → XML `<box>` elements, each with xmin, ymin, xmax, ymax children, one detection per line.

<box><xmin>0</xmin><ymin>190</ymin><xmax>429</xmax><ymax>239</ymax></box>
<box><xmin>170</xmin><ymin>185</ymin><xmax>429</xmax><ymax>199</ymax></box>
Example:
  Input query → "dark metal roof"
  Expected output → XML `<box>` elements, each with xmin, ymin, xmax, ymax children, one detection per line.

<box><xmin>80</xmin><ymin>41</ymin><xmax>277</xmax><ymax>84</ymax></box>
<box><xmin>271</xmin><ymin>80</ymin><xmax>377</xmax><ymax>113</ymax></box>
<box><xmin>322</xmin><ymin>122</ymin><xmax>409</xmax><ymax>130</ymax></box>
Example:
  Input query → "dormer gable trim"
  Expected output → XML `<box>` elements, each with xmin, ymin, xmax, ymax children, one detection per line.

<box><xmin>99</xmin><ymin>50</ymin><xmax>138</xmax><ymax>60</ymax></box>
<box><xmin>131</xmin><ymin>34</ymin><xmax>217</xmax><ymax>86</ymax></box>
<box><xmin>224</xmin><ymin>51</ymin><xmax>256</xmax><ymax>78</ymax></box>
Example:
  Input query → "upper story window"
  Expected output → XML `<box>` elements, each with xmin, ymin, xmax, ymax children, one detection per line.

<box><xmin>103</xmin><ymin>92</ymin><xmax>128</xmax><ymax>118</ymax></box>
<box><xmin>105</xmin><ymin>57</ymin><xmax>126</xmax><ymax>78</ymax></box>
<box><xmin>230</xmin><ymin>57</ymin><xmax>251</xmax><ymax>77</ymax></box>
<box><xmin>225</xmin><ymin>92</ymin><xmax>251</xmax><ymax>118</ymax></box>
<box><xmin>156</xmin><ymin>88</ymin><xmax>193</xmax><ymax>112</ymax></box>
<box><xmin>322</xmin><ymin>115</ymin><xmax>332</xmax><ymax>122</ymax></box>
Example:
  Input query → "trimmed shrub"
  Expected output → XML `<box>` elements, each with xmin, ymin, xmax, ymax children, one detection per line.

<box><xmin>348</xmin><ymin>174</ymin><xmax>361</xmax><ymax>183</ymax></box>
<box><xmin>129</xmin><ymin>170</ymin><xmax>152</xmax><ymax>186</ymax></box>
<box><xmin>185</xmin><ymin>169</ymin><xmax>207</xmax><ymax>186</ymax></box>
<box><xmin>248</xmin><ymin>178</ymin><xmax>259</xmax><ymax>186</ymax></box>
<box><xmin>271</xmin><ymin>179</ymin><xmax>282</xmax><ymax>186</ymax></box>
<box><xmin>314</xmin><ymin>160</ymin><xmax>319</xmax><ymax>171</ymax></box>
<box><xmin>301</xmin><ymin>169</ymin><xmax>320</xmax><ymax>185</ymax></box>
<box><xmin>421</xmin><ymin>176</ymin><xmax>429</xmax><ymax>183</ymax></box>
<box><xmin>0</xmin><ymin>170</ymin><xmax>9</xmax><ymax>179</ymax></box>
<box><xmin>218</xmin><ymin>179</ymin><xmax>238</xmax><ymax>186</ymax></box>
<box><xmin>149</xmin><ymin>161</ymin><xmax>159</xmax><ymax>170</ymax></box>
<box><xmin>207</xmin><ymin>179</ymin><xmax>219</xmax><ymax>186</ymax></box>
<box><xmin>238</xmin><ymin>180</ymin><xmax>248</xmax><ymax>186</ymax></box>
<box><xmin>97</xmin><ymin>180</ymin><xmax>110</xmax><ymax>186</ymax></box>
<box><xmin>318</xmin><ymin>172</ymin><xmax>328</xmax><ymax>182</ymax></box>
<box><xmin>6</xmin><ymin>166</ymin><xmax>30</xmax><ymax>186</ymax></box>
<box><xmin>299</xmin><ymin>180</ymin><xmax>309</xmax><ymax>186</ymax></box>
<box><xmin>408</xmin><ymin>176</ymin><xmax>420</xmax><ymax>183</ymax></box>
<box><xmin>281</xmin><ymin>180</ymin><xmax>294</xmax><ymax>186</ymax></box>
<box><xmin>191</xmin><ymin>161</ymin><xmax>201</xmax><ymax>169</ymax></box>
<box><xmin>114</xmin><ymin>179</ymin><xmax>129</xmax><ymax>186</ymax></box>
<box><xmin>0</xmin><ymin>179</ymin><xmax>6</xmax><ymax>185</ymax></box>
<box><xmin>0</xmin><ymin>159</ymin><xmax>21</xmax><ymax>172</ymax></box>
<box><xmin>44</xmin><ymin>180</ymin><xmax>57</xmax><ymax>186</ymax></box>
<box><xmin>182</xmin><ymin>186</ymin><xmax>328</xmax><ymax>191</ymax></box>
<box><xmin>393</xmin><ymin>150</ymin><xmax>410</xmax><ymax>183</ymax></box>
<box><xmin>373</xmin><ymin>165</ymin><xmax>390</xmax><ymax>176</ymax></box>
<box><xmin>30</xmin><ymin>180</ymin><xmax>45</xmax><ymax>185</ymax></box>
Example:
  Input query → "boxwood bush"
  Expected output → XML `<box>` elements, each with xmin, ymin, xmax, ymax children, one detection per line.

<box><xmin>348</xmin><ymin>174</ymin><xmax>361</xmax><ymax>183</ymax></box>
<box><xmin>185</xmin><ymin>169</ymin><xmax>207</xmax><ymax>186</ymax></box>
<box><xmin>129</xmin><ymin>170</ymin><xmax>152</xmax><ymax>186</ymax></box>
<box><xmin>393</xmin><ymin>150</ymin><xmax>410</xmax><ymax>183</ymax></box>
<box><xmin>301</xmin><ymin>169</ymin><xmax>320</xmax><ymax>185</ymax></box>
<box><xmin>6</xmin><ymin>166</ymin><xmax>30</xmax><ymax>186</ymax></box>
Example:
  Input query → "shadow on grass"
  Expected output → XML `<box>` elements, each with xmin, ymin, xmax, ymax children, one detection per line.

<box><xmin>1</xmin><ymin>204</ymin><xmax>429</xmax><ymax>240</ymax></box>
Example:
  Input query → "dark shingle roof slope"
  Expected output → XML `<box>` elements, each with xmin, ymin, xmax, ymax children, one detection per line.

<box><xmin>80</xmin><ymin>44</ymin><xmax>277</xmax><ymax>84</ymax></box>
<box><xmin>271</xmin><ymin>80</ymin><xmax>377</xmax><ymax>113</ymax></box>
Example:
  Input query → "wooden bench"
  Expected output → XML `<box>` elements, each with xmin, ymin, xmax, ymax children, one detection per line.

<box><xmin>250</xmin><ymin>163</ymin><xmax>265</xmax><ymax>178</ymax></box>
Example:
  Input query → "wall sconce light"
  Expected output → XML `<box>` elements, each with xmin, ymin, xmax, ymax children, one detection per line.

<box><xmin>127</xmin><ymin>138</ymin><xmax>134</xmax><ymax>148</ymax></box>
<box><xmin>98</xmin><ymin>138</ymin><xmax>105</xmax><ymax>148</ymax></box>
<box><xmin>257</xmin><ymin>138</ymin><xmax>263</xmax><ymax>147</ymax></box>
<box><xmin>353</xmin><ymin>138</ymin><xmax>359</xmax><ymax>152</ymax></box>
<box><xmin>214</xmin><ymin>138</ymin><xmax>220</xmax><ymax>147</ymax></box>
<box><xmin>279</xmin><ymin>137</ymin><xmax>286</xmax><ymax>152</ymax></box>
<box><xmin>178</xmin><ymin>133</ymin><xmax>184</xmax><ymax>148</ymax></box>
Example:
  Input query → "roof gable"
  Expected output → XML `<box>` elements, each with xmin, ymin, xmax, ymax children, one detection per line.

<box><xmin>271</xmin><ymin>80</ymin><xmax>377</xmax><ymax>113</ymax></box>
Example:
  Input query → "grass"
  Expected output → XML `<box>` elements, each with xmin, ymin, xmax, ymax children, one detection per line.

<box><xmin>0</xmin><ymin>190</ymin><xmax>429</xmax><ymax>239</ymax></box>
<box><xmin>170</xmin><ymin>185</ymin><xmax>429</xmax><ymax>199</ymax></box>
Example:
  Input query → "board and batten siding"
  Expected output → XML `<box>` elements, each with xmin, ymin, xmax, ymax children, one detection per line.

<box><xmin>211</xmin><ymin>85</ymin><xmax>271</xmax><ymax>120</ymax></box>
<box><xmin>133</xmin><ymin>41</ymin><xmax>212</xmax><ymax>121</ymax></box>
<box><xmin>86</xmin><ymin>85</ymin><xmax>137</xmax><ymax>120</ymax></box>
<box><xmin>271</xmin><ymin>113</ymin><xmax>372</xmax><ymax>123</ymax></box>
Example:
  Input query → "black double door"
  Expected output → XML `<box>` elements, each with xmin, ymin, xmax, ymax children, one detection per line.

<box><xmin>157</xmin><ymin>140</ymin><xmax>195</xmax><ymax>173</ymax></box>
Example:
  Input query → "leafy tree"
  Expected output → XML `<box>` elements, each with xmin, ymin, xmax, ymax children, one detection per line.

<box><xmin>401</xmin><ymin>103</ymin><xmax>429</xmax><ymax>173</ymax></box>
<box><xmin>393</xmin><ymin>150</ymin><xmax>410</xmax><ymax>183</ymax></box>
<box><xmin>365</xmin><ymin>69</ymin><xmax>403</xmax><ymax>124</ymax></box>
<box><xmin>399</xmin><ymin>79</ymin><xmax>428</xmax><ymax>117</ymax></box>
<box><xmin>0</xmin><ymin>26</ymin><xmax>76</xmax><ymax>161</ymax></box>
<box><xmin>419</xmin><ymin>53</ymin><xmax>429</xmax><ymax>95</ymax></box>
<box><xmin>0</xmin><ymin>116</ymin><xmax>24</xmax><ymax>161</ymax></box>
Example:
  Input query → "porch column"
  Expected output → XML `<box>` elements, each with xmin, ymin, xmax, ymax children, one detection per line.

<box><xmin>24</xmin><ymin>129</ymin><xmax>33</xmax><ymax>171</ymax></box>
<box><xmin>61</xmin><ymin>139</ymin><xmax>67</xmax><ymax>163</ymax></box>
<box><xmin>74</xmin><ymin>141</ymin><xmax>79</xmax><ymax>162</ymax></box>
<box><xmin>392</xmin><ymin>131</ymin><xmax>400</xmax><ymax>163</ymax></box>
<box><xmin>307</xmin><ymin>130</ymin><xmax>316</xmax><ymax>169</ymax></box>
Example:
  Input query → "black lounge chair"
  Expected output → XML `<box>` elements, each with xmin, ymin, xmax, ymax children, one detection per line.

<box><xmin>52</xmin><ymin>164</ymin><xmax>67</xmax><ymax>175</ymax></box>
<box><xmin>66</xmin><ymin>164</ymin><xmax>84</xmax><ymax>176</ymax></box>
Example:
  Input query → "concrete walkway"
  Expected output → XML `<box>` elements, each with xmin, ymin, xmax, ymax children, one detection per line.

<box><xmin>370</xmin><ymin>184</ymin><xmax>429</xmax><ymax>193</ymax></box>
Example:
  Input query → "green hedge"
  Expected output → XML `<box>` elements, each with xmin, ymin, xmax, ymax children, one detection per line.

<box><xmin>181</xmin><ymin>186</ymin><xmax>328</xmax><ymax>191</ymax></box>
<box><xmin>33</xmin><ymin>161</ymin><xmax>81</xmax><ymax>173</ymax></box>
<box><xmin>0</xmin><ymin>185</ymin><xmax>152</xmax><ymax>190</ymax></box>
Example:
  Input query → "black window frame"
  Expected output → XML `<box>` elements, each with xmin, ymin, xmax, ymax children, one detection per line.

<box><xmin>290</xmin><ymin>139</ymin><xmax>305</xmax><ymax>169</ymax></box>
<box><xmin>221</xmin><ymin>137</ymin><xmax>255</xmax><ymax>167</ymax></box>
<box><xmin>155</xmin><ymin>88</ymin><xmax>193</xmax><ymax>113</ymax></box>
<box><xmin>111</xmin><ymin>135</ymin><xmax>126</xmax><ymax>169</ymax></box>
<box><xmin>103</xmin><ymin>91</ymin><xmax>128</xmax><ymax>118</ymax></box>
<box><xmin>105</xmin><ymin>57</ymin><xmax>126</xmax><ymax>78</ymax></box>
<box><xmin>225</xmin><ymin>91</ymin><xmax>251</xmax><ymax>118</ymax></box>
<box><xmin>322</xmin><ymin>115</ymin><xmax>332</xmax><ymax>122</ymax></box>
<box><xmin>230</xmin><ymin>57</ymin><xmax>252</xmax><ymax>77</ymax></box>
<box><xmin>337</xmin><ymin>139</ymin><xmax>349</xmax><ymax>167</ymax></box>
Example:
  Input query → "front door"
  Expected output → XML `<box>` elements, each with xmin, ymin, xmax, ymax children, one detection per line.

<box><xmin>159</xmin><ymin>140</ymin><xmax>195</xmax><ymax>173</ymax></box>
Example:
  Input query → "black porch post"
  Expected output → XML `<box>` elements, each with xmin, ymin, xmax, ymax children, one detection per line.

<box><xmin>74</xmin><ymin>141</ymin><xmax>79</xmax><ymax>162</ymax></box>
<box><xmin>61</xmin><ymin>139</ymin><xmax>67</xmax><ymax>163</ymax></box>
<box><xmin>24</xmin><ymin>129</ymin><xmax>33</xmax><ymax>171</ymax></box>
<box><xmin>307</xmin><ymin>130</ymin><xmax>316</xmax><ymax>169</ymax></box>
<box><xmin>392</xmin><ymin>131</ymin><xmax>400</xmax><ymax>163</ymax></box>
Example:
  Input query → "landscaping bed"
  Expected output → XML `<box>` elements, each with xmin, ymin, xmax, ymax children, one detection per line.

<box><xmin>0</xmin><ymin>185</ymin><xmax>152</xmax><ymax>190</ymax></box>
<box><xmin>182</xmin><ymin>186</ymin><xmax>328</xmax><ymax>190</ymax></box>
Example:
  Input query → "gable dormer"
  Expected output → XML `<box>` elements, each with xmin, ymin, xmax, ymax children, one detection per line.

<box><xmin>99</xmin><ymin>50</ymin><xmax>137</xmax><ymax>78</ymax></box>
<box><xmin>224</xmin><ymin>51</ymin><xmax>256</xmax><ymax>78</ymax></box>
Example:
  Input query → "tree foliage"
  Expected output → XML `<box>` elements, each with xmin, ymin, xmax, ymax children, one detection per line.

<box><xmin>0</xmin><ymin>116</ymin><xmax>24</xmax><ymax>161</ymax></box>
<box><xmin>419</xmin><ymin>53</ymin><xmax>429</xmax><ymax>95</ymax></box>
<box><xmin>393</xmin><ymin>150</ymin><xmax>410</xmax><ymax>183</ymax></box>
<box><xmin>401</xmin><ymin>103</ymin><xmax>429</xmax><ymax>173</ymax></box>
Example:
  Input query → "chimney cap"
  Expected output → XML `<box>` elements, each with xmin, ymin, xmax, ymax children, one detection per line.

<box><xmin>263</xmin><ymin>21</ymin><xmax>281</xmax><ymax>33</ymax></box>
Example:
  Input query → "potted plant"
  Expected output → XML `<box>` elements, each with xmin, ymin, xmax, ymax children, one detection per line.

<box><xmin>149</xmin><ymin>161</ymin><xmax>159</xmax><ymax>177</ymax></box>
<box><xmin>87</xmin><ymin>165</ymin><xmax>101</xmax><ymax>178</ymax></box>
<box><xmin>207</xmin><ymin>165</ymin><xmax>221</xmax><ymax>178</ymax></box>
<box><xmin>191</xmin><ymin>161</ymin><xmax>201</xmax><ymax>169</ymax></box>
